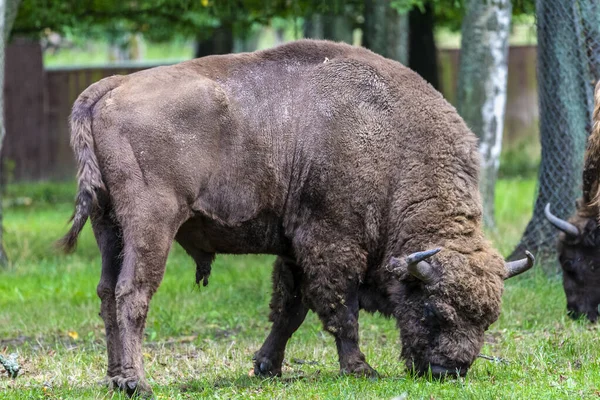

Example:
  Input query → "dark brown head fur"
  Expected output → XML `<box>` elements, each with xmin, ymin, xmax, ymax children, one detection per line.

<box><xmin>549</xmin><ymin>201</ymin><xmax>600</xmax><ymax>322</ymax></box>
<box><xmin>391</xmin><ymin>246</ymin><xmax>505</xmax><ymax>375</ymax></box>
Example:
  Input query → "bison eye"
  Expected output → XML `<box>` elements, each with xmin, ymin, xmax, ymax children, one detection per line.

<box><xmin>562</xmin><ymin>259</ymin><xmax>573</xmax><ymax>271</ymax></box>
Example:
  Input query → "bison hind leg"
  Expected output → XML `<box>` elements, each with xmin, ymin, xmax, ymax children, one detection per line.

<box><xmin>92</xmin><ymin>213</ymin><xmax>124</xmax><ymax>384</ymax></box>
<box><xmin>253</xmin><ymin>257</ymin><xmax>308</xmax><ymax>377</ymax></box>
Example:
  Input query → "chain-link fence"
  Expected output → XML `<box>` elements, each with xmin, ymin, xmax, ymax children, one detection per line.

<box><xmin>510</xmin><ymin>0</ymin><xmax>600</xmax><ymax>271</ymax></box>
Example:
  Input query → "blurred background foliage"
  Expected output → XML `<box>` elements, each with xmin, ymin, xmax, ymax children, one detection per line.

<box><xmin>7</xmin><ymin>0</ymin><xmax>540</xmax><ymax>181</ymax></box>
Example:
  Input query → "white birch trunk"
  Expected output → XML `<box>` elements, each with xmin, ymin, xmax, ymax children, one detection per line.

<box><xmin>457</xmin><ymin>0</ymin><xmax>512</xmax><ymax>229</ymax></box>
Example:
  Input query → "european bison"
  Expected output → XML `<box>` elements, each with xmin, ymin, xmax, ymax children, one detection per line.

<box><xmin>60</xmin><ymin>40</ymin><xmax>533</xmax><ymax>397</ymax></box>
<box><xmin>546</xmin><ymin>81</ymin><xmax>600</xmax><ymax>322</ymax></box>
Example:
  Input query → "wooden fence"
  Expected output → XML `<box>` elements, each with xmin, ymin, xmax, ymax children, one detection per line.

<box><xmin>2</xmin><ymin>44</ymin><xmax>539</xmax><ymax>182</ymax></box>
<box><xmin>43</xmin><ymin>65</ymin><xmax>150</xmax><ymax>180</ymax></box>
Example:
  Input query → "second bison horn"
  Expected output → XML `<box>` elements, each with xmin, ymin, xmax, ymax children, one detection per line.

<box><xmin>544</xmin><ymin>203</ymin><xmax>579</xmax><ymax>237</ymax></box>
<box><xmin>504</xmin><ymin>251</ymin><xmax>535</xmax><ymax>280</ymax></box>
<box><xmin>406</xmin><ymin>248</ymin><xmax>442</xmax><ymax>283</ymax></box>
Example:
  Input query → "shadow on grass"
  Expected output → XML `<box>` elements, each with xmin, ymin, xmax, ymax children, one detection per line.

<box><xmin>176</xmin><ymin>369</ymin><xmax>416</xmax><ymax>396</ymax></box>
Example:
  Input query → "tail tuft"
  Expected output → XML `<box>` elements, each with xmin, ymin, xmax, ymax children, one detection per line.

<box><xmin>58</xmin><ymin>75</ymin><xmax>122</xmax><ymax>253</ymax></box>
<box><xmin>57</xmin><ymin>190</ymin><xmax>94</xmax><ymax>253</ymax></box>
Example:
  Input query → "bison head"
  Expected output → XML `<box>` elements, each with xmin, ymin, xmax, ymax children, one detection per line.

<box><xmin>545</xmin><ymin>203</ymin><xmax>600</xmax><ymax>322</ymax></box>
<box><xmin>390</xmin><ymin>247</ymin><xmax>533</xmax><ymax>378</ymax></box>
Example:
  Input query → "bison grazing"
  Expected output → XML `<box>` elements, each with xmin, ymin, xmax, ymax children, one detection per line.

<box><xmin>546</xmin><ymin>81</ymin><xmax>600</xmax><ymax>322</ymax></box>
<box><xmin>60</xmin><ymin>40</ymin><xmax>533</xmax><ymax>398</ymax></box>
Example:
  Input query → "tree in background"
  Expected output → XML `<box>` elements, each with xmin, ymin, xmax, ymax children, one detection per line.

<box><xmin>195</xmin><ymin>22</ymin><xmax>234</xmax><ymax>57</ymax></box>
<box><xmin>456</xmin><ymin>0</ymin><xmax>512</xmax><ymax>230</ymax></box>
<box><xmin>408</xmin><ymin>2</ymin><xmax>438</xmax><ymax>89</ymax></box>
<box><xmin>303</xmin><ymin>1</ymin><xmax>358</xmax><ymax>43</ymax></box>
<box><xmin>0</xmin><ymin>0</ymin><xmax>22</xmax><ymax>267</ymax></box>
<box><xmin>364</xmin><ymin>0</ymin><xmax>409</xmax><ymax>64</ymax></box>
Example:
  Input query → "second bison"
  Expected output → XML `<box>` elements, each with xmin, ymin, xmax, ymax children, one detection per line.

<box><xmin>61</xmin><ymin>40</ymin><xmax>533</xmax><ymax>397</ymax></box>
<box><xmin>546</xmin><ymin>81</ymin><xmax>600</xmax><ymax>322</ymax></box>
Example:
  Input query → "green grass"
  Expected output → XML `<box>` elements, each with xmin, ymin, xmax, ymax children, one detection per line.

<box><xmin>1</xmin><ymin>179</ymin><xmax>598</xmax><ymax>399</ymax></box>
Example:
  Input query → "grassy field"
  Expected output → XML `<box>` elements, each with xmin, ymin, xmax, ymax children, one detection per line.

<box><xmin>1</xmin><ymin>179</ymin><xmax>599</xmax><ymax>399</ymax></box>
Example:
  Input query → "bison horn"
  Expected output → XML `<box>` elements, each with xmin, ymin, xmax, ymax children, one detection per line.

<box><xmin>504</xmin><ymin>250</ymin><xmax>535</xmax><ymax>279</ymax></box>
<box><xmin>406</xmin><ymin>248</ymin><xmax>442</xmax><ymax>283</ymax></box>
<box><xmin>544</xmin><ymin>203</ymin><xmax>579</xmax><ymax>237</ymax></box>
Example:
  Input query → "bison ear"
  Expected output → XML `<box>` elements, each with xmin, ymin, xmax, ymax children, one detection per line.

<box><xmin>582</xmin><ymin>219</ymin><xmax>600</xmax><ymax>247</ymax></box>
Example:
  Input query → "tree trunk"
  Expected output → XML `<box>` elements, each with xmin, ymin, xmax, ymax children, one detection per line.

<box><xmin>323</xmin><ymin>15</ymin><xmax>354</xmax><ymax>44</ymax></box>
<box><xmin>4</xmin><ymin>38</ymin><xmax>46</xmax><ymax>182</ymax></box>
<box><xmin>305</xmin><ymin>13</ymin><xmax>353</xmax><ymax>44</ymax></box>
<box><xmin>0</xmin><ymin>0</ymin><xmax>22</xmax><ymax>267</ymax></box>
<box><xmin>363</xmin><ymin>0</ymin><xmax>408</xmax><ymax>64</ymax></box>
<box><xmin>304</xmin><ymin>14</ymin><xmax>324</xmax><ymax>39</ymax></box>
<box><xmin>233</xmin><ymin>28</ymin><xmax>259</xmax><ymax>53</ymax></box>
<box><xmin>195</xmin><ymin>22</ymin><xmax>233</xmax><ymax>58</ymax></box>
<box><xmin>456</xmin><ymin>0</ymin><xmax>511</xmax><ymax>230</ymax></box>
<box><xmin>408</xmin><ymin>3</ymin><xmax>439</xmax><ymax>90</ymax></box>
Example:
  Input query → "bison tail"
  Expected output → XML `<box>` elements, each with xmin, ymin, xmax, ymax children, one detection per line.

<box><xmin>58</xmin><ymin>75</ymin><xmax>124</xmax><ymax>253</ymax></box>
<box><xmin>583</xmin><ymin>81</ymin><xmax>600</xmax><ymax>208</ymax></box>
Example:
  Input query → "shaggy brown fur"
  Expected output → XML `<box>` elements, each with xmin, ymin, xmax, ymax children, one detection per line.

<box><xmin>549</xmin><ymin>81</ymin><xmax>600</xmax><ymax>322</ymax></box>
<box><xmin>60</xmin><ymin>40</ymin><xmax>528</xmax><ymax>397</ymax></box>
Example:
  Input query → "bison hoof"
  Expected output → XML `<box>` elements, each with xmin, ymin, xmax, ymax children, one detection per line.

<box><xmin>115</xmin><ymin>376</ymin><xmax>154</xmax><ymax>399</ymax></box>
<box><xmin>253</xmin><ymin>356</ymin><xmax>282</xmax><ymax>377</ymax></box>
<box><xmin>99</xmin><ymin>375</ymin><xmax>120</xmax><ymax>390</ymax></box>
<box><xmin>341</xmin><ymin>363</ymin><xmax>379</xmax><ymax>379</ymax></box>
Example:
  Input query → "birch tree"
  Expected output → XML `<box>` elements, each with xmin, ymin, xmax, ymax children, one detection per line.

<box><xmin>457</xmin><ymin>0</ymin><xmax>511</xmax><ymax>229</ymax></box>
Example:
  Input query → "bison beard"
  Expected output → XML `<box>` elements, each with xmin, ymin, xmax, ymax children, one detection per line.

<box><xmin>59</xmin><ymin>40</ymin><xmax>533</xmax><ymax>398</ymax></box>
<box><xmin>546</xmin><ymin>81</ymin><xmax>600</xmax><ymax>323</ymax></box>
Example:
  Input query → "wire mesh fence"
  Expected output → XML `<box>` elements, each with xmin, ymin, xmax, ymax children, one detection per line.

<box><xmin>510</xmin><ymin>0</ymin><xmax>600</xmax><ymax>271</ymax></box>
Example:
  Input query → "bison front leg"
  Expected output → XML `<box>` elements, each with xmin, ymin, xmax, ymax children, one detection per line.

<box><xmin>92</xmin><ymin>213</ymin><xmax>124</xmax><ymax>388</ymax></box>
<box><xmin>297</xmin><ymin>237</ymin><xmax>377</xmax><ymax>378</ymax></box>
<box><xmin>254</xmin><ymin>257</ymin><xmax>308</xmax><ymax>377</ymax></box>
<box><xmin>114</xmin><ymin>207</ymin><xmax>181</xmax><ymax>398</ymax></box>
